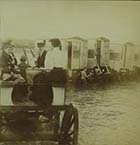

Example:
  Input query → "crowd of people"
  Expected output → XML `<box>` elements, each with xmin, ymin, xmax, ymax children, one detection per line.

<box><xmin>1</xmin><ymin>39</ymin><xmax>140</xmax><ymax>104</ymax></box>
<box><xmin>74</xmin><ymin>65</ymin><xmax>140</xmax><ymax>87</ymax></box>
<box><xmin>0</xmin><ymin>38</ymin><xmax>67</xmax><ymax>106</ymax></box>
<box><xmin>74</xmin><ymin>66</ymin><xmax>110</xmax><ymax>87</ymax></box>
<box><xmin>0</xmin><ymin>39</ymin><xmax>67</xmax><ymax>81</ymax></box>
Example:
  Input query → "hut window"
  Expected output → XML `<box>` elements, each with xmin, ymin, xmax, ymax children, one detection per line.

<box><xmin>134</xmin><ymin>54</ymin><xmax>139</xmax><ymax>61</ymax></box>
<box><xmin>97</xmin><ymin>40</ymin><xmax>101</xmax><ymax>49</ymax></box>
<box><xmin>110</xmin><ymin>52</ymin><xmax>120</xmax><ymax>60</ymax></box>
<box><xmin>73</xmin><ymin>50</ymin><xmax>80</xmax><ymax>58</ymax></box>
<box><xmin>88</xmin><ymin>49</ymin><xmax>94</xmax><ymax>58</ymax></box>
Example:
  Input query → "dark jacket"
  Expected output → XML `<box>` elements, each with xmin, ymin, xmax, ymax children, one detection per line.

<box><xmin>36</xmin><ymin>50</ymin><xmax>47</xmax><ymax>68</ymax></box>
<box><xmin>0</xmin><ymin>51</ymin><xmax>17</xmax><ymax>75</ymax></box>
<box><xmin>0</xmin><ymin>51</ymin><xmax>17</xmax><ymax>68</ymax></box>
<box><xmin>29</xmin><ymin>72</ymin><xmax>53</xmax><ymax>106</ymax></box>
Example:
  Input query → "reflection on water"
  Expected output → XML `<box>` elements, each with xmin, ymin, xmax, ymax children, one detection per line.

<box><xmin>66</xmin><ymin>82</ymin><xmax>140</xmax><ymax>145</ymax></box>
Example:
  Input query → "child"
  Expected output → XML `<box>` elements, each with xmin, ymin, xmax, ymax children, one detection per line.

<box><xmin>18</xmin><ymin>55</ymin><xmax>31</xmax><ymax>80</ymax></box>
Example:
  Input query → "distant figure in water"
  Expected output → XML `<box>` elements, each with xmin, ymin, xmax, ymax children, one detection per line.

<box><xmin>80</xmin><ymin>67</ymin><xmax>90</xmax><ymax>86</ymax></box>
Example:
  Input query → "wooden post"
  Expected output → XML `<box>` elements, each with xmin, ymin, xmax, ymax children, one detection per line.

<box><xmin>123</xmin><ymin>44</ymin><xmax>127</xmax><ymax>69</ymax></box>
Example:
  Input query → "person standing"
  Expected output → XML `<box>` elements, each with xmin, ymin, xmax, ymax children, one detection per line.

<box><xmin>80</xmin><ymin>67</ymin><xmax>91</xmax><ymax>86</ymax></box>
<box><xmin>44</xmin><ymin>38</ymin><xmax>68</xmax><ymax>105</ymax></box>
<box><xmin>45</xmin><ymin>38</ymin><xmax>66</xmax><ymax>70</ymax></box>
<box><xmin>30</xmin><ymin>38</ymin><xmax>67</xmax><ymax>106</ymax></box>
<box><xmin>30</xmin><ymin>40</ymin><xmax>53</xmax><ymax>106</ymax></box>
<box><xmin>44</xmin><ymin>38</ymin><xmax>67</xmax><ymax>84</ymax></box>
<box><xmin>36</xmin><ymin>40</ymin><xmax>47</xmax><ymax>68</ymax></box>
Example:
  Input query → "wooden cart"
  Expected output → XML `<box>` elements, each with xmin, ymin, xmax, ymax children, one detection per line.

<box><xmin>0</xmin><ymin>68</ymin><xmax>79</xmax><ymax>145</ymax></box>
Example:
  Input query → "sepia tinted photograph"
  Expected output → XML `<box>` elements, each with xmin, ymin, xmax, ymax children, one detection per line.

<box><xmin>0</xmin><ymin>0</ymin><xmax>140</xmax><ymax>145</ymax></box>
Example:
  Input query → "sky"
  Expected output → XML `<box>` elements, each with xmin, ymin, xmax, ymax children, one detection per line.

<box><xmin>0</xmin><ymin>0</ymin><xmax>140</xmax><ymax>44</ymax></box>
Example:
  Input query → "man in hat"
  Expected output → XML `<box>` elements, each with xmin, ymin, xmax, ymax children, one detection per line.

<box><xmin>0</xmin><ymin>40</ymin><xmax>17</xmax><ymax>80</ymax></box>
<box><xmin>0</xmin><ymin>40</ymin><xmax>17</xmax><ymax>69</ymax></box>
<box><xmin>36</xmin><ymin>40</ymin><xmax>47</xmax><ymax>68</ymax></box>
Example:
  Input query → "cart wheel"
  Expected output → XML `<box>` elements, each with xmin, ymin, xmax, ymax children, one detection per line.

<box><xmin>59</xmin><ymin>104</ymin><xmax>79</xmax><ymax>145</ymax></box>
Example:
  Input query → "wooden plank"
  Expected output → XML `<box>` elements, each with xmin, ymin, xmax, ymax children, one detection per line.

<box><xmin>0</xmin><ymin>141</ymin><xmax>58</xmax><ymax>145</ymax></box>
<box><xmin>0</xmin><ymin>105</ymin><xmax>69</xmax><ymax>113</ymax></box>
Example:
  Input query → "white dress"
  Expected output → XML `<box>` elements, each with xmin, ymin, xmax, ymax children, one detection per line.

<box><xmin>44</xmin><ymin>47</ymin><xmax>67</xmax><ymax>105</ymax></box>
<box><xmin>45</xmin><ymin>47</ymin><xmax>67</xmax><ymax>70</ymax></box>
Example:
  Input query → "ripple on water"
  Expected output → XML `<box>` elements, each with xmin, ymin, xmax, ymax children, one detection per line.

<box><xmin>66</xmin><ymin>83</ymin><xmax>140</xmax><ymax>145</ymax></box>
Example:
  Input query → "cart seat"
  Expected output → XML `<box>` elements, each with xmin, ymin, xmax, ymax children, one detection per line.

<box><xmin>27</xmin><ymin>68</ymin><xmax>67</xmax><ymax>106</ymax></box>
<box><xmin>0</xmin><ymin>68</ymin><xmax>67</xmax><ymax>106</ymax></box>
<box><xmin>0</xmin><ymin>83</ymin><xmax>66</xmax><ymax>106</ymax></box>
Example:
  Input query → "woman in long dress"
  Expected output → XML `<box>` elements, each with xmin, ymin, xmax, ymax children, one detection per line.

<box><xmin>30</xmin><ymin>38</ymin><xmax>68</xmax><ymax>106</ymax></box>
<box><xmin>44</xmin><ymin>38</ymin><xmax>68</xmax><ymax>105</ymax></box>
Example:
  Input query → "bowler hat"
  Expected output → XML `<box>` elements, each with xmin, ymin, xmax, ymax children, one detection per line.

<box><xmin>37</xmin><ymin>40</ymin><xmax>46</xmax><ymax>47</ymax></box>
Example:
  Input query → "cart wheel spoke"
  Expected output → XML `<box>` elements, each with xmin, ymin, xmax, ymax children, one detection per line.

<box><xmin>68</xmin><ymin>131</ymin><xmax>74</xmax><ymax>136</ymax></box>
<box><xmin>65</xmin><ymin>116</ymin><xmax>75</xmax><ymax>133</ymax></box>
<box><xmin>60</xmin><ymin>105</ymin><xmax>79</xmax><ymax>145</ymax></box>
